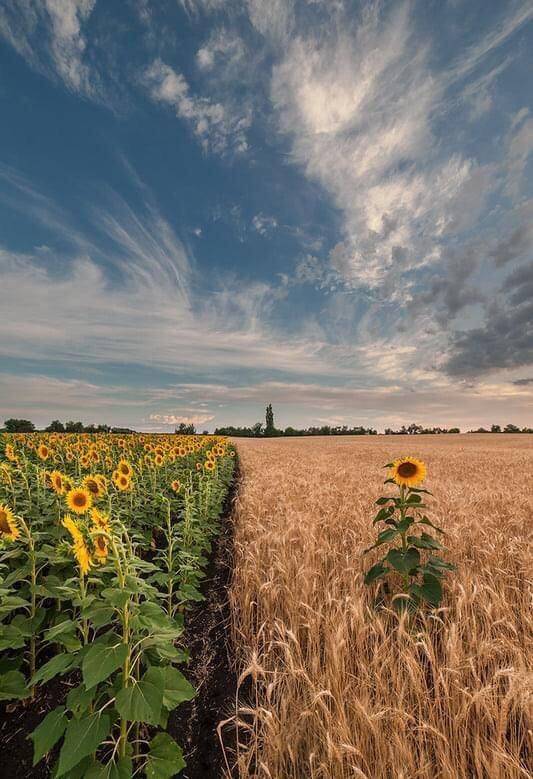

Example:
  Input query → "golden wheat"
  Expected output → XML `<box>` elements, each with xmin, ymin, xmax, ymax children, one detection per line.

<box><xmin>226</xmin><ymin>435</ymin><xmax>533</xmax><ymax>779</ymax></box>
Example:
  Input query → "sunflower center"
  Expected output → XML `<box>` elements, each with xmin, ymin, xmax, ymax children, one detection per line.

<box><xmin>397</xmin><ymin>461</ymin><xmax>418</xmax><ymax>478</ymax></box>
<box><xmin>73</xmin><ymin>494</ymin><xmax>87</xmax><ymax>506</ymax></box>
<box><xmin>0</xmin><ymin>512</ymin><xmax>10</xmax><ymax>532</ymax></box>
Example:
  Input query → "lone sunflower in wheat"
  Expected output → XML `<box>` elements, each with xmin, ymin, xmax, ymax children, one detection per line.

<box><xmin>389</xmin><ymin>457</ymin><xmax>427</xmax><ymax>488</ymax></box>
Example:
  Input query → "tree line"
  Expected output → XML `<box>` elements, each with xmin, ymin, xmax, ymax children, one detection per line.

<box><xmin>2</xmin><ymin>412</ymin><xmax>532</xmax><ymax>436</ymax></box>
<box><xmin>1</xmin><ymin>419</ymin><xmax>136</xmax><ymax>434</ymax></box>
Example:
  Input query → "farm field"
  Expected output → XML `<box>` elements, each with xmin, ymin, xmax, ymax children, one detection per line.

<box><xmin>0</xmin><ymin>432</ymin><xmax>236</xmax><ymax>779</ymax></box>
<box><xmin>229</xmin><ymin>435</ymin><xmax>532</xmax><ymax>779</ymax></box>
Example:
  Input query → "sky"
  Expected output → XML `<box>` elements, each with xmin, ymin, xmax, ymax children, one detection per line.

<box><xmin>0</xmin><ymin>0</ymin><xmax>532</xmax><ymax>433</ymax></box>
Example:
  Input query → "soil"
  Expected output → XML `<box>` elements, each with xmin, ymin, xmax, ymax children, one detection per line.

<box><xmin>171</xmin><ymin>462</ymin><xmax>241</xmax><ymax>778</ymax></box>
<box><xmin>0</xmin><ymin>462</ymin><xmax>241</xmax><ymax>778</ymax></box>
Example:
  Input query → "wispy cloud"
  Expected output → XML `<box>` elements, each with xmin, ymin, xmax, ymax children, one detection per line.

<box><xmin>0</xmin><ymin>0</ymin><xmax>102</xmax><ymax>98</ymax></box>
<box><xmin>148</xmin><ymin>413</ymin><xmax>214</xmax><ymax>426</ymax></box>
<box><xmin>143</xmin><ymin>59</ymin><xmax>251</xmax><ymax>155</ymax></box>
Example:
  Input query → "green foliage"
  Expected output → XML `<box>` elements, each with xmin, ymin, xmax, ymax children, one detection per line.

<box><xmin>363</xmin><ymin>464</ymin><xmax>455</xmax><ymax>613</ymax></box>
<box><xmin>0</xmin><ymin>432</ymin><xmax>237</xmax><ymax>778</ymax></box>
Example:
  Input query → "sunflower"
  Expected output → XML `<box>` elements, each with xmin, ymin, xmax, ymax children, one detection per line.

<box><xmin>171</xmin><ymin>479</ymin><xmax>181</xmax><ymax>493</ymax></box>
<box><xmin>90</xmin><ymin>507</ymin><xmax>110</xmax><ymax>531</ymax></box>
<box><xmin>73</xmin><ymin>538</ymin><xmax>92</xmax><ymax>575</ymax></box>
<box><xmin>0</xmin><ymin>504</ymin><xmax>20</xmax><ymax>542</ymax></box>
<box><xmin>389</xmin><ymin>457</ymin><xmax>427</xmax><ymax>488</ymax></box>
<box><xmin>83</xmin><ymin>475</ymin><xmax>106</xmax><ymax>498</ymax></box>
<box><xmin>62</xmin><ymin>514</ymin><xmax>83</xmax><ymax>545</ymax></box>
<box><xmin>65</xmin><ymin>487</ymin><xmax>93</xmax><ymax>515</ymax></box>
<box><xmin>50</xmin><ymin>470</ymin><xmax>66</xmax><ymax>495</ymax></box>
<box><xmin>95</xmin><ymin>475</ymin><xmax>108</xmax><ymax>494</ymax></box>
<box><xmin>37</xmin><ymin>444</ymin><xmax>50</xmax><ymax>461</ymax></box>
<box><xmin>5</xmin><ymin>444</ymin><xmax>17</xmax><ymax>462</ymax></box>
<box><xmin>115</xmin><ymin>474</ymin><xmax>131</xmax><ymax>492</ymax></box>
<box><xmin>204</xmin><ymin>459</ymin><xmax>216</xmax><ymax>472</ymax></box>
<box><xmin>154</xmin><ymin>454</ymin><xmax>164</xmax><ymax>467</ymax></box>
<box><xmin>117</xmin><ymin>460</ymin><xmax>133</xmax><ymax>477</ymax></box>
<box><xmin>93</xmin><ymin>534</ymin><xmax>108</xmax><ymax>562</ymax></box>
<box><xmin>80</xmin><ymin>455</ymin><xmax>90</xmax><ymax>469</ymax></box>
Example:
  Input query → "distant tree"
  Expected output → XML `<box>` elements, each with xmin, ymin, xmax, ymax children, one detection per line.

<box><xmin>202</xmin><ymin>430</ymin><xmax>209</xmax><ymax>435</ymax></box>
<box><xmin>175</xmin><ymin>422</ymin><xmax>196</xmax><ymax>435</ymax></box>
<box><xmin>265</xmin><ymin>404</ymin><xmax>275</xmax><ymax>437</ymax></box>
<box><xmin>4</xmin><ymin>418</ymin><xmax>35</xmax><ymax>433</ymax></box>
<box><xmin>65</xmin><ymin>421</ymin><xmax>84</xmax><ymax>433</ymax></box>
<box><xmin>504</xmin><ymin>423</ymin><xmax>520</xmax><ymax>433</ymax></box>
<box><xmin>448</xmin><ymin>427</ymin><xmax>461</xmax><ymax>434</ymax></box>
<box><xmin>46</xmin><ymin>420</ymin><xmax>65</xmax><ymax>432</ymax></box>
<box><xmin>252</xmin><ymin>422</ymin><xmax>263</xmax><ymax>437</ymax></box>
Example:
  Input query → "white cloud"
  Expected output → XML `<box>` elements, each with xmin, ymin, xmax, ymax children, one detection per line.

<box><xmin>0</xmin><ymin>0</ymin><xmax>100</xmax><ymax>97</ymax></box>
<box><xmin>148</xmin><ymin>413</ymin><xmax>214</xmax><ymax>426</ymax></box>
<box><xmin>252</xmin><ymin>212</ymin><xmax>278</xmax><ymax>236</ymax></box>
<box><xmin>505</xmin><ymin>110</ymin><xmax>533</xmax><ymax>198</ymax></box>
<box><xmin>268</xmin><ymin>1</ymin><xmax>529</xmax><ymax>291</ymax></box>
<box><xmin>196</xmin><ymin>28</ymin><xmax>245</xmax><ymax>72</ymax></box>
<box><xmin>144</xmin><ymin>59</ymin><xmax>251</xmax><ymax>155</ymax></box>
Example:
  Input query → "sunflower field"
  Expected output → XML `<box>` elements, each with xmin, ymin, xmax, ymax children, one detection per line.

<box><xmin>0</xmin><ymin>432</ymin><xmax>236</xmax><ymax>778</ymax></box>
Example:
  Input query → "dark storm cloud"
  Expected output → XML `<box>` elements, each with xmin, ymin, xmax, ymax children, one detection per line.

<box><xmin>417</xmin><ymin>246</ymin><xmax>484</xmax><ymax>326</ymax></box>
<box><xmin>489</xmin><ymin>218</ymin><xmax>533</xmax><ymax>267</ymax></box>
<box><xmin>445</xmin><ymin>262</ymin><xmax>533</xmax><ymax>376</ymax></box>
<box><xmin>513</xmin><ymin>377</ymin><xmax>533</xmax><ymax>385</ymax></box>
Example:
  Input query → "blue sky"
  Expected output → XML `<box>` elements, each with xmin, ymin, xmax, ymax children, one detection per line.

<box><xmin>0</xmin><ymin>0</ymin><xmax>532</xmax><ymax>432</ymax></box>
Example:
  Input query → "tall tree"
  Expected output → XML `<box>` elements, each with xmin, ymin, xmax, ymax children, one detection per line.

<box><xmin>265</xmin><ymin>404</ymin><xmax>275</xmax><ymax>437</ymax></box>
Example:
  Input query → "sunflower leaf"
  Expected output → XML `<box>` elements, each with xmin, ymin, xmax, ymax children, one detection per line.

<box><xmin>0</xmin><ymin>669</ymin><xmax>28</xmax><ymax>701</ymax></box>
<box><xmin>56</xmin><ymin>712</ymin><xmax>111</xmax><ymax>776</ymax></box>
<box><xmin>30</xmin><ymin>706</ymin><xmax>68</xmax><ymax>765</ymax></box>
<box><xmin>145</xmin><ymin>733</ymin><xmax>185</xmax><ymax>779</ymax></box>
<box><xmin>82</xmin><ymin>633</ymin><xmax>128</xmax><ymax>690</ymax></box>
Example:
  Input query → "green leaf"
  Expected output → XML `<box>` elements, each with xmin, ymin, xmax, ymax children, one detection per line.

<box><xmin>375</xmin><ymin>496</ymin><xmax>393</xmax><ymax>505</ymax></box>
<box><xmin>82</xmin><ymin>634</ymin><xmax>128</xmax><ymax>690</ymax></box>
<box><xmin>372</xmin><ymin>506</ymin><xmax>395</xmax><ymax>524</ymax></box>
<box><xmin>31</xmin><ymin>653</ymin><xmax>78</xmax><ymax>687</ymax></box>
<box><xmin>44</xmin><ymin>620</ymin><xmax>78</xmax><ymax>642</ymax></box>
<box><xmin>145</xmin><ymin>733</ymin><xmax>186</xmax><ymax>779</ymax></box>
<box><xmin>56</xmin><ymin>713</ymin><xmax>111</xmax><ymax>777</ymax></box>
<box><xmin>0</xmin><ymin>595</ymin><xmax>30</xmax><ymax>616</ymax></box>
<box><xmin>161</xmin><ymin>667</ymin><xmax>195</xmax><ymax>710</ymax></box>
<box><xmin>30</xmin><ymin>706</ymin><xmax>68</xmax><ymax>765</ymax></box>
<box><xmin>364</xmin><ymin>562</ymin><xmax>389</xmax><ymax>584</ymax></box>
<box><xmin>101</xmin><ymin>589</ymin><xmax>130</xmax><ymax>609</ymax></box>
<box><xmin>0</xmin><ymin>669</ymin><xmax>28</xmax><ymax>701</ymax></box>
<box><xmin>417</xmin><ymin>516</ymin><xmax>444</xmax><ymax>534</ymax></box>
<box><xmin>396</xmin><ymin>517</ymin><xmax>414</xmax><ymax>532</ymax></box>
<box><xmin>405</xmin><ymin>493</ymin><xmax>422</xmax><ymax>504</ymax></box>
<box><xmin>427</xmin><ymin>555</ymin><xmax>456</xmax><ymax>571</ymax></box>
<box><xmin>411</xmin><ymin>573</ymin><xmax>442</xmax><ymax>606</ymax></box>
<box><xmin>66</xmin><ymin>684</ymin><xmax>95</xmax><ymax>718</ymax></box>
<box><xmin>407</xmin><ymin>532</ymin><xmax>442</xmax><ymax>550</ymax></box>
<box><xmin>0</xmin><ymin>623</ymin><xmax>27</xmax><ymax>651</ymax></box>
<box><xmin>83</xmin><ymin>757</ymin><xmax>133</xmax><ymax>779</ymax></box>
<box><xmin>115</xmin><ymin>667</ymin><xmax>164</xmax><ymax>725</ymax></box>
<box><xmin>392</xmin><ymin>594</ymin><xmax>419</xmax><ymax>614</ymax></box>
<box><xmin>386</xmin><ymin>547</ymin><xmax>420</xmax><ymax>574</ymax></box>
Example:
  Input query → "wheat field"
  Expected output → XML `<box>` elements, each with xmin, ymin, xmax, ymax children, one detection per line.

<box><xmin>226</xmin><ymin>435</ymin><xmax>533</xmax><ymax>779</ymax></box>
